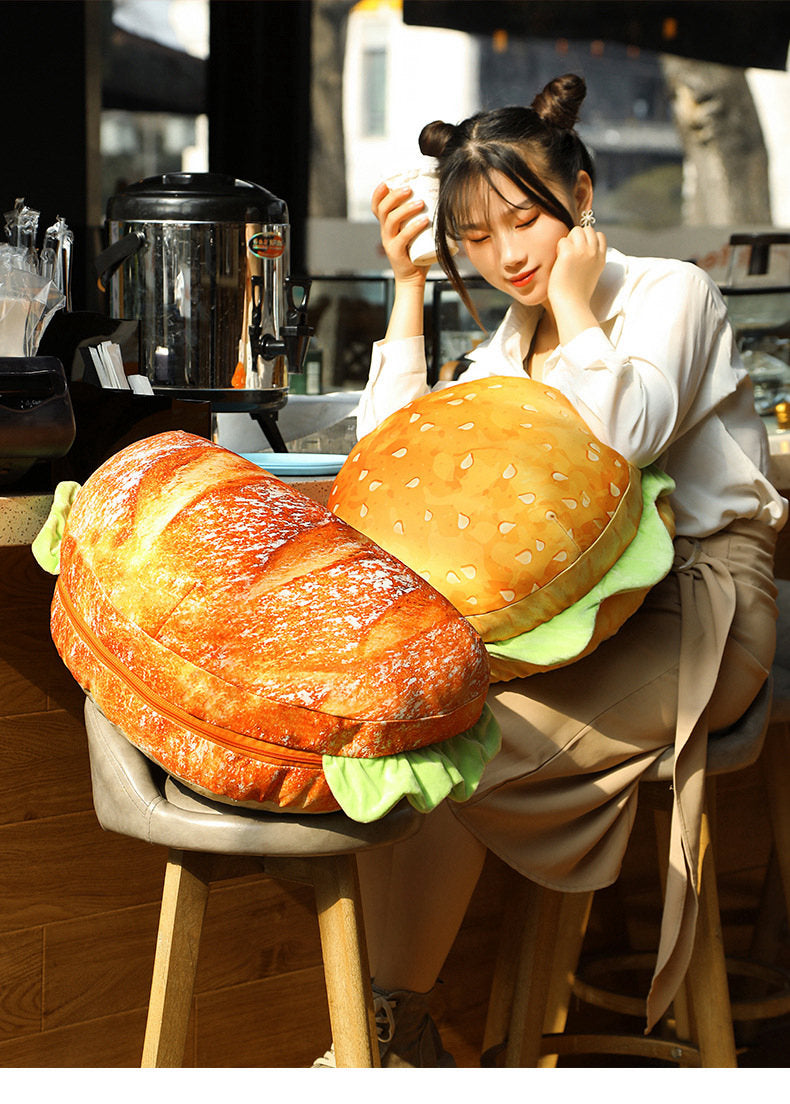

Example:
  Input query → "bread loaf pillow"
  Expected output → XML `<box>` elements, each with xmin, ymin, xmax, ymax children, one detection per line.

<box><xmin>329</xmin><ymin>377</ymin><xmax>675</xmax><ymax>681</ymax></box>
<box><xmin>46</xmin><ymin>430</ymin><xmax>496</xmax><ymax>816</ymax></box>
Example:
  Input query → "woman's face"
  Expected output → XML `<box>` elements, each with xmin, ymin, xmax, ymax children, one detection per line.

<box><xmin>457</xmin><ymin>171</ymin><xmax>578</xmax><ymax>307</ymax></box>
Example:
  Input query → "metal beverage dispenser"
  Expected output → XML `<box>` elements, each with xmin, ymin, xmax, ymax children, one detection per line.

<box><xmin>95</xmin><ymin>173</ymin><xmax>313</xmax><ymax>448</ymax></box>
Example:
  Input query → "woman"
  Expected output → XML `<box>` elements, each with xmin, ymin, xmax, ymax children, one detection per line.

<box><xmin>318</xmin><ymin>74</ymin><xmax>787</xmax><ymax>1067</ymax></box>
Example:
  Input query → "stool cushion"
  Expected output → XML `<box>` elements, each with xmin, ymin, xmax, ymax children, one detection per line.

<box><xmin>84</xmin><ymin>697</ymin><xmax>422</xmax><ymax>855</ymax></box>
<box><xmin>642</xmin><ymin>676</ymin><xmax>773</xmax><ymax>783</ymax></box>
<box><xmin>49</xmin><ymin>431</ymin><xmax>493</xmax><ymax>815</ymax></box>
<box><xmin>330</xmin><ymin>377</ymin><xmax>675</xmax><ymax>679</ymax></box>
<box><xmin>770</xmin><ymin>579</ymin><xmax>790</xmax><ymax>719</ymax></box>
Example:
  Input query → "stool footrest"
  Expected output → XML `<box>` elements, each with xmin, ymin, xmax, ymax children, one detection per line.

<box><xmin>539</xmin><ymin>1032</ymin><xmax>702</xmax><ymax>1066</ymax></box>
<box><xmin>573</xmin><ymin>951</ymin><xmax>790</xmax><ymax>1023</ymax></box>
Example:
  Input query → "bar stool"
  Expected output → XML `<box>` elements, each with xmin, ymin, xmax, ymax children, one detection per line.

<box><xmin>751</xmin><ymin>580</ymin><xmax>790</xmax><ymax>1024</ymax></box>
<box><xmin>483</xmin><ymin>671</ymin><xmax>790</xmax><ymax>1067</ymax></box>
<box><xmin>83</xmin><ymin>697</ymin><xmax>423</xmax><ymax>1068</ymax></box>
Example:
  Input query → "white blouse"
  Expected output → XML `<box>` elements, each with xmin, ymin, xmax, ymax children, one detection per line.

<box><xmin>356</xmin><ymin>248</ymin><xmax>787</xmax><ymax>537</ymax></box>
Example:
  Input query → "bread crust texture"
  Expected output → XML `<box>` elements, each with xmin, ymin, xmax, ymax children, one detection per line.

<box><xmin>52</xmin><ymin>431</ymin><xmax>490</xmax><ymax>812</ymax></box>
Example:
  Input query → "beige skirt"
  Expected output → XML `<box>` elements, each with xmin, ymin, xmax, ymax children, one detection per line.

<box><xmin>452</xmin><ymin>517</ymin><xmax>778</xmax><ymax>1029</ymax></box>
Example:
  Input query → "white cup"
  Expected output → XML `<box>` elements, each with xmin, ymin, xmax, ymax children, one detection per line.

<box><xmin>385</xmin><ymin>163</ymin><xmax>458</xmax><ymax>267</ymax></box>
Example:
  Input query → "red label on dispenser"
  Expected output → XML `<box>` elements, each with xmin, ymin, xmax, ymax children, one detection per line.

<box><xmin>249</xmin><ymin>231</ymin><xmax>285</xmax><ymax>259</ymax></box>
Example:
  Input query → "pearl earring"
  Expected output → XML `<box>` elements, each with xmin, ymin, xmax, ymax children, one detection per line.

<box><xmin>579</xmin><ymin>209</ymin><xmax>596</xmax><ymax>228</ymax></box>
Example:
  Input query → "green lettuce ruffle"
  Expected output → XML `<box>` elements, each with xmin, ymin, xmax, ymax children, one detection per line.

<box><xmin>323</xmin><ymin>466</ymin><xmax>674</xmax><ymax>822</ymax></box>
<box><xmin>323</xmin><ymin>705</ymin><xmax>501</xmax><ymax>823</ymax></box>
<box><xmin>485</xmin><ymin>464</ymin><xmax>676</xmax><ymax>670</ymax></box>
<box><xmin>31</xmin><ymin>481</ymin><xmax>81</xmax><ymax>574</ymax></box>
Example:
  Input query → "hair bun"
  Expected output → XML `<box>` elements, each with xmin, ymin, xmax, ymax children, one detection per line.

<box><xmin>419</xmin><ymin>119</ymin><xmax>457</xmax><ymax>159</ymax></box>
<box><xmin>531</xmin><ymin>73</ymin><xmax>587</xmax><ymax>130</ymax></box>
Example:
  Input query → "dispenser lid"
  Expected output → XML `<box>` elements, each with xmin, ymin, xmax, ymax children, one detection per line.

<box><xmin>106</xmin><ymin>173</ymin><xmax>289</xmax><ymax>223</ymax></box>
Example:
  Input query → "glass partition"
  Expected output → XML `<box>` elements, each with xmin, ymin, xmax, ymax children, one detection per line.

<box><xmin>303</xmin><ymin>276</ymin><xmax>393</xmax><ymax>393</ymax></box>
<box><xmin>303</xmin><ymin>274</ymin><xmax>513</xmax><ymax>391</ymax></box>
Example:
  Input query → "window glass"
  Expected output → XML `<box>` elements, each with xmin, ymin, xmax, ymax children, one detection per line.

<box><xmin>304</xmin><ymin>0</ymin><xmax>790</xmax><ymax>393</ymax></box>
<box><xmin>316</xmin><ymin>1</ymin><xmax>789</xmax><ymax>243</ymax></box>
<box><xmin>361</xmin><ymin>47</ymin><xmax>388</xmax><ymax>136</ymax></box>
<box><xmin>100</xmin><ymin>0</ymin><xmax>209</xmax><ymax>208</ymax></box>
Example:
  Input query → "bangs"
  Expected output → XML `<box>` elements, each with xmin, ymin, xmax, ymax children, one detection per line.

<box><xmin>440</xmin><ymin>145</ymin><xmax>574</xmax><ymax>241</ymax></box>
<box><xmin>444</xmin><ymin>169</ymin><xmax>500</xmax><ymax>240</ymax></box>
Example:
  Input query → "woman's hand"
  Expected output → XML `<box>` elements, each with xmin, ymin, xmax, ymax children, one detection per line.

<box><xmin>546</xmin><ymin>225</ymin><xmax>607</xmax><ymax>346</ymax></box>
<box><xmin>371</xmin><ymin>181</ymin><xmax>430</xmax><ymax>287</ymax></box>
<box><xmin>548</xmin><ymin>225</ymin><xmax>607</xmax><ymax>311</ymax></box>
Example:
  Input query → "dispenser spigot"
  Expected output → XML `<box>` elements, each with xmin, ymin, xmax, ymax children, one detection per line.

<box><xmin>249</xmin><ymin>276</ymin><xmax>314</xmax><ymax>374</ymax></box>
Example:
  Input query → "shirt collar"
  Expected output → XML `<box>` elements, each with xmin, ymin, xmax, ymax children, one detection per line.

<box><xmin>591</xmin><ymin>248</ymin><xmax>629</xmax><ymax>323</ymax></box>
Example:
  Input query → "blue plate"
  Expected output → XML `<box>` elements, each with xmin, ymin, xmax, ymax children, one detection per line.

<box><xmin>240</xmin><ymin>452</ymin><xmax>347</xmax><ymax>477</ymax></box>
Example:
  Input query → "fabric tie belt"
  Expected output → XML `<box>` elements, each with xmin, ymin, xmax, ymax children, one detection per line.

<box><xmin>645</xmin><ymin>533</ymin><xmax>736</xmax><ymax>1031</ymax></box>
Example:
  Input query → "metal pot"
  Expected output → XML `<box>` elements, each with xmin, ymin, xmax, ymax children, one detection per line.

<box><xmin>95</xmin><ymin>173</ymin><xmax>312</xmax><ymax>413</ymax></box>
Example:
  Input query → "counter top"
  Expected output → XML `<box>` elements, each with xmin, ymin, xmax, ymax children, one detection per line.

<box><xmin>0</xmin><ymin>491</ymin><xmax>54</xmax><ymax>547</ymax></box>
<box><xmin>2</xmin><ymin>415</ymin><xmax>789</xmax><ymax>550</ymax></box>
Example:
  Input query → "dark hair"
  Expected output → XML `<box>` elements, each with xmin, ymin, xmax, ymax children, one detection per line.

<box><xmin>419</xmin><ymin>74</ymin><xmax>595</xmax><ymax>324</ymax></box>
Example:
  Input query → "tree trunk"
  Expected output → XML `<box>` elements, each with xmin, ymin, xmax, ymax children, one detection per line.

<box><xmin>661</xmin><ymin>56</ymin><xmax>771</xmax><ymax>225</ymax></box>
<box><xmin>309</xmin><ymin>0</ymin><xmax>356</xmax><ymax>218</ymax></box>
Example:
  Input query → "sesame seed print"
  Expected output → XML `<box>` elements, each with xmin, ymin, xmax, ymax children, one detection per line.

<box><xmin>329</xmin><ymin>377</ymin><xmax>640</xmax><ymax>638</ymax></box>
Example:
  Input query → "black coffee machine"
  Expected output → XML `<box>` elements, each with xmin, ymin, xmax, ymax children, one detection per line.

<box><xmin>0</xmin><ymin>357</ymin><xmax>75</xmax><ymax>487</ymax></box>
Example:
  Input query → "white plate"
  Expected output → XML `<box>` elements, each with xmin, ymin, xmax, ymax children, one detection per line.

<box><xmin>240</xmin><ymin>452</ymin><xmax>347</xmax><ymax>477</ymax></box>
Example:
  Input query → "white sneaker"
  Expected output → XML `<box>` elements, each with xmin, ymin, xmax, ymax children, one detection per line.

<box><xmin>311</xmin><ymin>1044</ymin><xmax>336</xmax><ymax>1068</ymax></box>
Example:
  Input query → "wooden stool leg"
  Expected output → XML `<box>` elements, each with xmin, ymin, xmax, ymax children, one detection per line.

<box><xmin>537</xmin><ymin>889</ymin><xmax>594</xmax><ymax>1068</ymax></box>
<box><xmin>684</xmin><ymin>792</ymin><xmax>738</xmax><ymax>1068</ymax></box>
<box><xmin>505</xmin><ymin>883</ymin><xmax>564</xmax><ymax>1067</ymax></box>
<box><xmin>482</xmin><ymin>873</ymin><xmax>532</xmax><ymax>1063</ymax></box>
<box><xmin>750</xmin><ymin>849</ymin><xmax>786</xmax><ymax>967</ymax></box>
<box><xmin>762</xmin><ymin>722</ymin><xmax>790</xmax><ymax>921</ymax></box>
<box><xmin>142</xmin><ymin>849</ymin><xmax>213</xmax><ymax>1068</ymax></box>
<box><xmin>311</xmin><ymin>853</ymin><xmax>380</xmax><ymax>1068</ymax></box>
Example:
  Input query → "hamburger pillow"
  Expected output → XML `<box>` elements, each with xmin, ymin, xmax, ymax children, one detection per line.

<box><xmin>329</xmin><ymin>377</ymin><xmax>675</xmax><ymax>681</ymax></box>
<box><xmin>36</xmin><ymin>431</ymin><xmax>499</xmax><ymax>820</ymax></box>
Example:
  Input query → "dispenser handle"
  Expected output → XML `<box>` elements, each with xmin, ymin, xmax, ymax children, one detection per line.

<box><xmin>282</xmin><ymin>276</ymin><xmax>314</xmax><ymax>374</ymax></box>
<box><xmin>286</xmin><ymin>276</ymin><xmax>312</xmax><ymax>315</ymax></box>
<box><xmin>94</xmin><ymin>231</ymin><xmax>147</xmax><ymax>292</ymax></box>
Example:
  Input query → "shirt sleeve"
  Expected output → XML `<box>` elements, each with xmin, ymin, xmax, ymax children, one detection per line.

<box><xmin>543</xmin><ymin>264</ymin><xmax>735</xmax><ymax>468</ymax></box>
<box><xmin>355</xmin><ymin>336</ymin><xmax>431</xmax><ymax>439</ymax></box>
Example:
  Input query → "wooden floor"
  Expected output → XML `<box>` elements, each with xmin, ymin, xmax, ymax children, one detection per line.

<box><xmin>2</xmin><ymin>543</ymin><xmax>789</xmax><ymax>1068</ymax></box>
